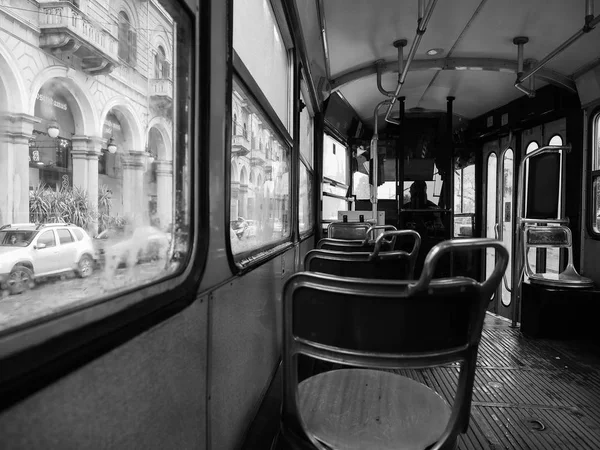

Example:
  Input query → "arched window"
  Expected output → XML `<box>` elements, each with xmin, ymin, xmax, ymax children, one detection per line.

<box><xmin>243</xmin><ymin>123</ymin><xmax>247</xmax><ymax>138</ymax></box>
<box><xmin>233</xmin><ymin>114</ymin><xmax>238</xmax><ymax>135</ymax></box>
<box><xmin>154</xmin><ymin>45</ymin><xmax>170</xmax><ymax>79</ymax></box>
<box><xmin>118</xmin><ymin>12</ymin><xmax>137</xmax><ymax>65</ymax></box>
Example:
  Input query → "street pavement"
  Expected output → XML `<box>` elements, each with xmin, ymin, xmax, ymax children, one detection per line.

<box><xmin>0</xmin><ymin>260</ymin><xmax>177</xmax><ymax>331</ymax></box>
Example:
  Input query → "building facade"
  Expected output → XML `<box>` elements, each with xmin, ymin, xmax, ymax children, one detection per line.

<box><xmin>0</xmin><ymin>0</ymin><xmax>174</xmax><ymax>232</ymax></box>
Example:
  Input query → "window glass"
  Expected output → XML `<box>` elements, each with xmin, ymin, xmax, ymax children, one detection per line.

<box><xmin>230</xmin><ymin>78</ymin><xmax>291</xmax><ymax>256</ymax></box>
<box><xmin>233</xmin><ymin>0</ymin><xmax>290</xmax><ymax>129</ymax></box>
<box><xmin>322</xmin><ymin>196</ymin><xmax>348</xmax><ymax>222</ymax></box>
<box><xmin>353</xmin><ymin>172</ymin><xmax>369</xmax><ymax>200</ymax></box>
<box><xmin>38</xmin><ymin>230</ymin><xmax>56</xmax><ymax>248</ymax></box>
<box><xmin>454</xmin><ymin>164</ymin><xmax>476</xmax><ymax>237</ymax></box>
<box><xmin>549</xmin><ymin>135</ymin><xmax>563</xmax><ymax>146</ymax></box>
<box><xmin>299</xmin><ymin>90</ymin><xmax>314</xmax><ymax>167</ymax></box>
<box><xmin>299</xmin><ymin>163</ymin><xmax>314</xmax><ymax>234</ymax></box>
<box><xmin>485</xmin><ymin>154</ymin><xmax>497</xmax><ymax>284</ymax></box>
<box><xmin>0</xmin><ymin>0</ymin><xmax>192</xmax><ymax>332</ymax></box>
<box><xmin>323</xmin><ymin>134</ymin><xmax>348</xmax><ymax>185</ymax></box>
<box><xmin>57</xmin><ymin>229</ymin><xmax>74</xmax><ymax>244</ymax></box>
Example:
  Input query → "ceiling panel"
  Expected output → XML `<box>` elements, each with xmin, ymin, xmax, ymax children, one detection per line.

<box><xmin>338</xmin><ymin>70</ymin><xmax>438</xmax><ymax>127</ymax></box>
<box><xmin>419</xmin><ymin>70</ymin><xmax>547</xmax><ymax>119</ymax></box>
<box><xmin>324</xmin><ymin>0</ymin><xmax>482</xmax><ymax>77</ymax></box>
<box><xmin>449</xmin><ymin>0</ymin><xmax>600</xmax><ymax>74</ymax></box>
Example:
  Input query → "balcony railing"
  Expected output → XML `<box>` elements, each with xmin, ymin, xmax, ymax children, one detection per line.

<box><xmin>39</xmin><ymin>2</ymin><xmax>118</xmax><ymax>75</ymax></box>
<box><xmin>150</xmin><ymin>78</ymin><xmax>173</xmax><ymax>99</ymax></box>
<box><xmin>232</xmin><ymin>135</ymin><xmax>250</xmax><ymax>156</ymax></box>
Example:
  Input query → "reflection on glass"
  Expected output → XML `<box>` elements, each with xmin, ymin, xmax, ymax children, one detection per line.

<box><xmin>299</xmin><ymin>163</ymin><xmax>313</xmax><ymax>233</ymax></box>
<box><xmin>486</xmin><ymin>154</ymin><xmax>497</xmax><ymax>287</ymax></box>
<box><xmin>230</xmin><ymin>78</ymin><xmax>291</xmax><ymax>256</ymax></box>
<box><xmin>299</xmin><ymin>90</ymin><xmax>314</xmax><ymax>168</ymax></box>
<box><xmin>353</xmin><ymin>172</ymin><xmax>370</xmax><ymax>200</ymax></box>
<box><xmin>0</xmin><ymin>1</ymin><xmax>189</xmax><ymax>332</ymax></box>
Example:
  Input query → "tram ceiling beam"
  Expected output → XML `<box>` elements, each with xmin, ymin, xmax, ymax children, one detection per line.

<box><xmin>329</xmin><ymin>57</ymin><xmax>577</xmax><ymax>94</ymax></box>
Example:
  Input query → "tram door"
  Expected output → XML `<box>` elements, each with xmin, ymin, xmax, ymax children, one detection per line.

<box><xmin>483</xmin><ymin>136</ymin><xmax>514</xmax><ymax>318</ymax></box>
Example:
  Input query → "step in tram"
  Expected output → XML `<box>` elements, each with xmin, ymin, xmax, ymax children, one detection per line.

<box><xmin>1</xmin><ymin>0</ymin><xmax>600</xmax><ymax>449</ymax></box>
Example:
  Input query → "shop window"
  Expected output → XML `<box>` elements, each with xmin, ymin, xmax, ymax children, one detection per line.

<box><xmin>118</xmin><ymin>11</ymin><xmax>137</xmax><ymax>66</ymax></box>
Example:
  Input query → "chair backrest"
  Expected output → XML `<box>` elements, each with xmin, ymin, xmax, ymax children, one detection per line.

<box><xmin>317</xmin><ymin>225</ymin><xmax>398</xmax><ymax>252</ymax></box>
<box><xmin>308</xmin><ymin>230</ymin><xmax>421</xmax><ymax>280</ymax></box>
<box><xmin>327</xmin><ymin>221</ymin><xmax>371</xmax><ymax>240</ymax></box>
<box><xmin>283</xmin><ymin>238</ymin><xmax>509</xmax><ymax>449</ymax></box>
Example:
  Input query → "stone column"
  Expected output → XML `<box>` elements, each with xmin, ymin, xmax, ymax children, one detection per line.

<box><xmin>71</xmin><ymin>136</ymin><xmax>90</xmax><ymax>196</ymax></box>
<box><xmin>155</xmin><ymin>159</ymin><xmax>173</xmax><ymax>230</ymax></box>
<box><xmin>239</xmin><ymin>184</ymin><xmax>248</xmax><ymax>217</ymax></box>
<box><xmin>0</xmin><ymin>113</ymin><xmax>39</xmax><ymax>225</ymax></box>
<box><xmin>87</xmin><ymin>137</ymin><xmax>103</xmax><ymax>236</ymax></box>
<box><xmin>122</xmin><ymin>150</ymin><xmax>147</xmax><ymax>226</ymax></box>
<box><xmin>231</xmin><ymin>181</ymin><xmax>240</xmax><ymax>219</ymax></box>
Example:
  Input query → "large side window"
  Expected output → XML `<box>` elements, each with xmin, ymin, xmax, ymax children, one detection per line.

<box><xmin>0</xmin><ymin>0</ymin><xmax>192</xmax><ymax>333</ymax></box>
<box><xmin>230</xmin><ymin>0</ymin><xmax>292</xmax><ymax>260</ymax></box>
<box><xmin>592</xmin><ymin>114</ymin><xmax>600</xmax><ymax>234</ymax></box>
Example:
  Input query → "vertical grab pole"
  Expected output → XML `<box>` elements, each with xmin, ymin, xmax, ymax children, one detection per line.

<box><xmin>396</xmin><ymin>97</ymin><xmax>405</xmax><ymax>224</ymax></box>
<box><xmin>447</xmin><ymin>96</ymin><xmax>455</xmax><ymax>275</ymax></box>
<box><xmin>371</xmin><ymin>100</ymin><xmax>392</xmax><ymax>225</ymax></box>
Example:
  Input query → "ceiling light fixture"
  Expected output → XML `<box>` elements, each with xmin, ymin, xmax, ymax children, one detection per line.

<box><xmin>426</xmin><ymin>48</ymin><xmax>443</xmax><ymax>56</ymax></box>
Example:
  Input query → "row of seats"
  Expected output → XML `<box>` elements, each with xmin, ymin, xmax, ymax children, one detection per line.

<box><xmin>274</xmin><ymin>222</ymin><xmax>509</xmax><ymax>450</ymax></box>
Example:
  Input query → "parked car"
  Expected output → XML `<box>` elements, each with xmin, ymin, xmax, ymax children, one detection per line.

<box><xmin>230</xmin><ymin>217</ymin><xmax>258</xmax><ymax>240</ymax></box>
<box><xmin>0</xmin><ymin>223</ymin><xmax>96</xmax><ymax>295</ymax></box>
<box><xmin>94</xmin><ymin>225</ymin><xmax>170</xmax><ymax>268</ymax></box>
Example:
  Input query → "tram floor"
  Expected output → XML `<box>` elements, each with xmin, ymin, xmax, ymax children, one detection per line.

<box><xmin>242</xmin><ymin>313</ymin><xmax>600</xmax><ymax>450</ymax></box>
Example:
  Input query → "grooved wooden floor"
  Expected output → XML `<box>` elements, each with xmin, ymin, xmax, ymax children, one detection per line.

<box><xmin>394</xmin><ymin>314</ymin><xmax>600</xmax><ymax>450</ymax></box>
<box><xmin>243</xmin><ymin>313</ymin><xmax>600</xmax><ymax>449</ymax></box>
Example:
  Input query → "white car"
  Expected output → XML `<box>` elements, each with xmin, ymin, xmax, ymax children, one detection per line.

<box><xmin>0</xmin><ymin>223</ymin><xmax>96</xmax><ymax>295</ymax></box>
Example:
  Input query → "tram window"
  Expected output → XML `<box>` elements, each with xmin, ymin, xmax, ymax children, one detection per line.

<box><xmin>0</xmin><ymin>0</ymin><xmax>192</xmax><ymax>333</ymax></box>
<box><xmin>230</xmin><ymin>78</ymin><xmax>291</xmax><ymax>256</ymax></box>
<box><xmin>299</xmin><ymin>88</ymin><xmax>314</xmax><ymax>235</ymax></box>
<box><xmin>323</xmin><ymin>134</ymin><xmax>348</xmax><ymax>185</ymax></box>
<box><xmin>454</xmin><ymin>165</ymin><xmax>476</xmax><ymax>237</ymax></box>
<box><xmin>591</xmin><ymin>114</ymin><xmax>600</xmax><ymax>234</ymax></box>
<box><xmin>549</xmin><ymin>135</ymin><xmax>563</xmax><ymax>146</ymax></box>
<box><xmin>233</xmin><ymin>0</ymin><xmax>290</xmax><ymax>131</ymax></box>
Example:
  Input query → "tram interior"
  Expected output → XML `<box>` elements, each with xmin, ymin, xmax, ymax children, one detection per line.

<box><xmin>248</xmin><ymin>0</ymin><xmax>600</xmax><ymax>449</ymax></box>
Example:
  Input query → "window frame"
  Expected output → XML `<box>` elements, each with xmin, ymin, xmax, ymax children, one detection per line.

<box><xmin>226</xmin><ymin>0</ymin><xmax>297</xmax><ymax>272</ymax></box>
<box><xmin>0</xmin><ymin>0</ymin><xmax>205</xmax><ymax>411</ymax></box>
<box><xmin>588</xmin><ymin>107</ymin><xmax>600</xmax><ymax>239</ymax></box>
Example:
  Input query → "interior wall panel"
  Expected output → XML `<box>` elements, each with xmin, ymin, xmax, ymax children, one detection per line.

<box><xmin>208</xmin><ymin>247</ymin><xmax>296</xmax><ymax>450</ymax></box>
<box><xmin>0</xmin><ymin>297</ymin><xmax>209</xmax><ymax>450</ymax></box>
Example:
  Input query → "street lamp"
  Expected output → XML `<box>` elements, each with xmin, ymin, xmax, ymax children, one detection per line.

<box><xmin>107</xmin><ymin>136</ymin><xmax>117</xmax><ymax>154</ymax></box>
<box><xmin>47</xmin><ymin>120</ymin><xmax>59</xmax><ymax>138</ymax></box>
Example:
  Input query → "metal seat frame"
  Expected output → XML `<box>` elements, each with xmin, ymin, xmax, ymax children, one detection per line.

<box><xmin>280</xmin><ymin>238</ymin><xmax>509</xmax><ymax>450</ymax></box>
<box><xmin>317</xmin><ymin>225</ymin><xmax>398</xmax><ymax>252</ymax></box>
<box><xmin>308</xmin><ymin>230</ymin><xmax>421</xmax><ymax>279</ymax></box>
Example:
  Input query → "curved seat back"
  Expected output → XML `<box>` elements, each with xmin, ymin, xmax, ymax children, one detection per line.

<box><xmin>317</xmin><ymin>225</ymin><xmax>398</xmax><ymax>252</ymax></box>
<box><xmin>283</xmin><ymin>238</ymin><xmax>509</xmax><ymax>450</ymax></box>
<box><xmin>327</xmin><ymin>221</ymin><xmax>371</xmax><ymax>240</ymax></box>
<box><xmin>308</xmin><ymin>230</ymin><xmax>421</xmax><ymax>280</ymax></box>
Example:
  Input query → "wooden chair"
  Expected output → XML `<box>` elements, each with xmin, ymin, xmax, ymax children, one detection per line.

<box><xmin>278</xmin><ymin>238</ymin><xmax>509</xmax><ymax>450</ymax></box>
<box><xmin>318</xmin><ymin>225</ymin><xmax>398</xmax><ymax>252</ymax></box>
<box><xmin>308</xmin><ymin>230</ymin><xmax>421</xmax><ymax>280</ymax></box>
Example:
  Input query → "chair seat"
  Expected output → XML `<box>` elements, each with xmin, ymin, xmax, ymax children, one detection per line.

<box><xmin>528</xmin><ymin>266</ymin><xmax>594</xmax><ymax>289</ymax></box>
<box><xmin>298</xmin><ymin>369</ymin><xmax>451</xmax><ymax>450</ymax></box>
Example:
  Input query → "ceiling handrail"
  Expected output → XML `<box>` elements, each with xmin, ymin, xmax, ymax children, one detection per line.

<box><xmin>384</xmin><ymin>0</ymin><xmax>440</xmax><ymax>125</ymax></box>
